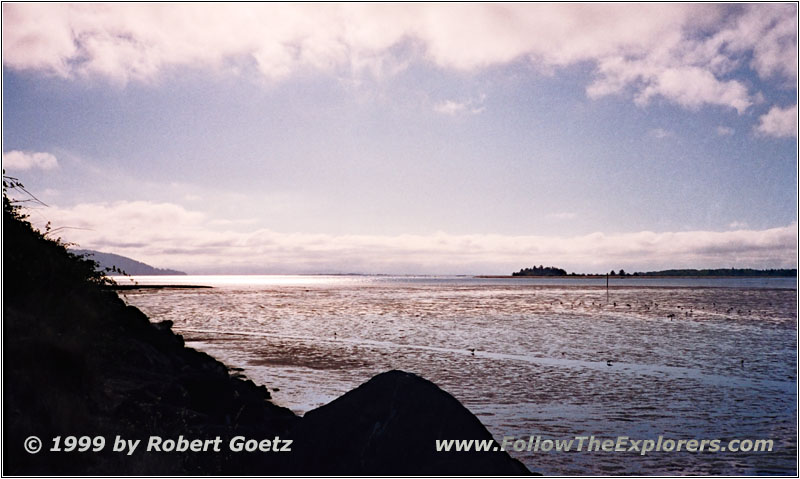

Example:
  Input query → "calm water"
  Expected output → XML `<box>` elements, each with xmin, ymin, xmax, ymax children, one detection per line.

<box><xmin>120</xmin><ymin>275</ymin><xmax>797</xmax><ymax>475</ymax></box>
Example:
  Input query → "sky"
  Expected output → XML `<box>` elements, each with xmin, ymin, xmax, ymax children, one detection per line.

<box><xmin>1</xmin><ymin>3</ymin><xmax>797</xmax><ymax>274</ymax></box>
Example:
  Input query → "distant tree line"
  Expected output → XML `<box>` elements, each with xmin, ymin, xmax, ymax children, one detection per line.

<box><xmin>632</xmin><ymin>268</ymin><xmax>797</xmax><ymax>277</ymax></box>
<box><xmin>512</xmin><ymin>265</ymin><xmax>567</xmax><ymax>276</ymax></box>
<box><xmin>511</xmin><ymin>266</ymin><xmax>796</xmax><ymax>277</ymax></box>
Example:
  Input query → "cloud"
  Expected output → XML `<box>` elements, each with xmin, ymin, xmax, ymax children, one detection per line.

<box><xmin>434</xmin><ymin>100</ymin><xmax>469</xmax><ymax>116</ymax></box>
<box><xmin>584</xmin><ymin>4</ymin><xmax>796</xmax><ymax>113</ymax></box>
<box><xmin>634</xmin><ymin>67</ymin><xmax>752</xmax><ymax>113</ymax></box>
<box><xmin>755</xmin><ymin>104</ymin><xmax>798</xmax><ymax>138</ymax></box>
<box><xmin>647</xmin><ymin>128</ymin><xmax>675</xmax><ymax>139</ymax></box>
<box><xmin>2</xmin><ymin>4</ymin><xmax>795</xmax><ymax>114</ymax></box>
<box><xmin>718</xmin><ymin>4</ymin><xmax>798</xmax><ymax>84</ymax></box>
<box><xmin>716</xmin><ymin>126</ymin><xmax>734</xmax><ymax>136</ymax></box>
<box><xmin>33</xmin><ymin>200</ymin><xmax>797</xmax><ymax>274</ymax></box>
<box><xmin>2</xmin><ymin>150</ymin><xmax>59</xmax><ymax>170</ymax></box>
<box><xmin>728</xmin><ymin>221</ymin><xmax>748</xmax><ymax>229</ymax></box>
<box><xmin>434</xmin><ymin>94</ymin><xmax>486</xmax><ymax>115</ymax></box>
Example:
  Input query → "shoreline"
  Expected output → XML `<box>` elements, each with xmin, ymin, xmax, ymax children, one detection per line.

<box><xmin>475</xmin><ymin>274</ymin><xmax>797</xmax><ymax>279</ymax></box>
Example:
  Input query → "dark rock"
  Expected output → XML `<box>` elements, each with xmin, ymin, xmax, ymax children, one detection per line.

<box><xmin>288</xmin><ymin>370</ymin><xmax>530</xmax><ymax>475</ymax></box>
<box><xmin>153</xmin><ymin>319</ymin><xmax>174</xmax><ymax>331</ymax></box>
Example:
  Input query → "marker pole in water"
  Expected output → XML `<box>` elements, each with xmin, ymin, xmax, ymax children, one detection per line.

<box><xmin>606</xmin><ymin>273</ymin><xmax>609</xmax><ymax>302</ymax></box>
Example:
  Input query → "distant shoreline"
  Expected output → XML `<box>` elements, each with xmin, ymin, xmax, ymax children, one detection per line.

<box><xmin>475</xmin><ymin>275</ymin><xmax>796</xmax><ymax>279</ymax></box>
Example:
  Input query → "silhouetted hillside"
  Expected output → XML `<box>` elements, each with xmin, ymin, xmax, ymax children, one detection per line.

<box><xmin>72</xmin><ymin>249</ymin><xmax>186</xmax><ymax>275</ymax></box>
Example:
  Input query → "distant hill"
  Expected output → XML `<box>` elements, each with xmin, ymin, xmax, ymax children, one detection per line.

<box><xmin>71</xmin><ymin>249</ymin><xmax>186</xmax><ymax>276</ymax></box>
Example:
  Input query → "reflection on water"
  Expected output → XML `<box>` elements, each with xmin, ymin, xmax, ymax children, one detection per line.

<box><xmin>122</xmin><ymin>275</ymin><xmax>797</xmax><ymax>475</ymax></box>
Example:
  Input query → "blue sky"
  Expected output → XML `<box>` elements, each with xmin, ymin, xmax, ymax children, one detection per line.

<box><xmin>2</xmin><ymin>3</ymin><xmax>797</xmax><ymax>274</ymax></box>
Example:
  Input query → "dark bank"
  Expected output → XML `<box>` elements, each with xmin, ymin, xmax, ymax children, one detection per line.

<box><xmin>2</xmin><ymin>181</ymin><xmax>530</xmax><ymax>475</ymax></box>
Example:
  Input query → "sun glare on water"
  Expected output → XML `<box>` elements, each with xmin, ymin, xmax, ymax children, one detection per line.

<box><xmin>122</xmin><ymin>275</ymin><xmax>347</xmax><ymax>288</ymax></box>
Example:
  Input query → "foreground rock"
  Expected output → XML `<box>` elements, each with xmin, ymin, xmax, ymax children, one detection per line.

<box><xmin>4</xmin><ymin>290</ymin><xmax>300</xmax><ymax>474</ymax></box>
<box><xmin>3</xmin><ymin>193</ymin><xmax>530</xmax><ymax>475</ymax></box>
<box><xmin>290</xmin><ymin>370</ymin><xmax>530</xmax><ymax>475</ymax></box>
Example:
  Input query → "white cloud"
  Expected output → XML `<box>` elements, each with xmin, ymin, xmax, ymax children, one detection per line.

<box><xmin>2</xmin><ymin>150</ymin><xmax>59</xmax><ymax>170</ymax></box>
<box><xmin>434</xmin><ymin>100</ymin><xmax>468</xmax><ymax>116</ymax></box>
<box><xmin>716</xmin><ymin>126</ymin><xmax>734</xmax><ymax>136</ymax></box>
<box><xmin>717</xmin><ymin>4</ymin><xmax>798</xmax><ymax>84</ymax></box>
<box><xmin>585</xmin><ymin>4</ymin><xmax>796</xmax><ymax>113</ymax></box>
<box><xmin>434</xmin><ymin>94</ymin><xmax>486</xmax><ymax>115</ymax></box>
<box><xmin>633</xmin><ymin>67</ymin><xmax>752</xmax><ymax>113</ymax></box>
<box><xmin>33</xmin><ymin>200</ymin><xmax>797</xmax><ymax>274</ymax></box>
<box><xmin>728</xmin><ymin>221</ymin><xmax>748</xmax><ymax>229</ymax></box>
<box><xmin>2</xmin><ymin>4</ymin><xmax>794</xmax><ymax>114</ymax></box>
<box><xmin>648</xmin><ymin>128</ymin><xmax>674</xmax><ymax>139</ymax></box>
<box><xmin>755</xmin><ymin>104</ymin><xmax>798</xmax><ymax>138</ymax></box>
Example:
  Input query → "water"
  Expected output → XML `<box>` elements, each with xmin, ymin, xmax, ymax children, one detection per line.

<box><xmin>119</xmin><ymin>275</ymin><xmax>797</xmax><ymax>475</ymax></box>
